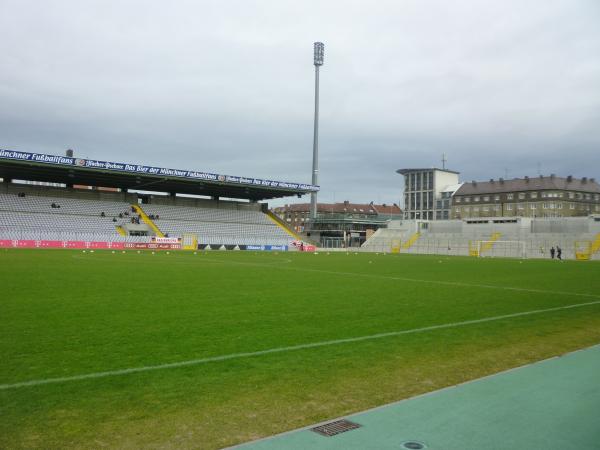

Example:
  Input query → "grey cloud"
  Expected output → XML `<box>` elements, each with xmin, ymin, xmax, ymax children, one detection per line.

<box><xmin>1</xmin><ymin>0</ymin><xmax>599</xmax><ymax>208</ymax></box>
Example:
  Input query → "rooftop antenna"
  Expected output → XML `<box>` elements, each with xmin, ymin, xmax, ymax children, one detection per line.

<box><xmin>441</xmin><ymin>153</ymin><xmax>447</xmax><ymax>170</ymax></box>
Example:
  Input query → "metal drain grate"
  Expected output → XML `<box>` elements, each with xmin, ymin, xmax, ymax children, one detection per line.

<box><xmin>311</xmin><ymin>419</ymin><xmax>361</xmax><ymax>437</ymax></box>
<box><xmin>401</xmin><ymin>441</ymin><xmax>426</xmax><ymax>449</ymax></box>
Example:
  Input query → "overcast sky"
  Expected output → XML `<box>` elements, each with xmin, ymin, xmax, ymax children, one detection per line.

<box><xmin>1</xmin><ymin>0</ymin><xmax>599</xmax><ymax>207</ymax></box>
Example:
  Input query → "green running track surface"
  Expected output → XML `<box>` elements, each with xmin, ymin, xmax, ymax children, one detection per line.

<box><xmin>235</xmin><ymin>345</ymin><xmax>600</xmax><ymax>450</ymax></box>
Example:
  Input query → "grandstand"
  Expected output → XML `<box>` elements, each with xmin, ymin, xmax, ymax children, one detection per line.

<box><xmin>141</xmin><ymin>202</ymin><xmax>291</xmax><ymax>247</ymax></box>
<box><xmin>362</xmin><ymin>216</ymin><xmax>600</xmax><ymax>260</ymax></box>
<box><xmin>0</xmin><ymin>191</ymin><xmax>144</xmax><ymax>242</ymax></box>
<box><xmin>0</xmin><ymin>149</ymin><xmax>313</xmax><ymax>249</ymax></box>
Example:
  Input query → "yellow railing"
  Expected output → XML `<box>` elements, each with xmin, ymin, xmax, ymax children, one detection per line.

<box><xmin>469</xmin><ymin>232</ymin><xmax>502</xmax><ymax>257</ymax></box>
<box><xmin>469</xmin><ymin>241</ymin><xmax>479</xmax><ymax>257</ymax></box>
<box><xmin>480</xmin><ymin>232</ymin><xmax>502</xmax><ymax>253</ymax></box>
<box><xmin>115</xmin><ymin>225</ymin><xmax>126</xmax><ymax>236</ymax></box>
<box><xmin>266</xmin><ymin>211</ymin><xmax>303</xmax><ymax>241</ymax></box>
<box><xmin>592</xmin><ymin>233</ymin><xmax>600</xmax><ymax>254</ymax></box>
<box><xmin>401</xmin><ymin>232</ymin><xmax>420</xmax><ymax>250</ymax></box>
<box><xmin>132</xmin><ymin>204</ymin><xmax>165</xmax><ymax>238</ymax></box>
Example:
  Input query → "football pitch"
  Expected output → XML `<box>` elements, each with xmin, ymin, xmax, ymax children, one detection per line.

<box><xmin>1</xmin><ymin>249</ymin><xmax>600</xmax><ymax>449</ymax></box>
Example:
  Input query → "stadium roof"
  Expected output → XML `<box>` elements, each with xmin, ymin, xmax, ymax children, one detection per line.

<box><xmin>441</xmin><ymin>182</ymin><xmax>464</xmax><ymax>193</ymax></box>
<box><xmin>455</xmin><ymin>175</ymin><xmax>600</xmax><ymax>195</ymax></box>
<box><xmin>0</xmin><ymin>149</ymin><xmax>319</xmax><ymax>201</ymax></box>
<box><xmin>396</xmin><ymin>167</ymin><xmax>460</xmax><ymax>175</ymax></box>
<box><xmin>275</xmin><ymin>202</ymin><xmax>401</xmax><ymax>216</ymax></box>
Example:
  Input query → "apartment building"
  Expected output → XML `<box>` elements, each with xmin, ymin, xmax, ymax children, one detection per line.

<box><xmin>452</xmin><ymin>175</ymin><xmax>600</xmax><ymax>219</ymax></box>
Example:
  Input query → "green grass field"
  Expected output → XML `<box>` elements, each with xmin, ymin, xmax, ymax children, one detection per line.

<box><xmin>1</xmin><ymin>249</ymin><xmax>600</xmax><ymax>449</ymax></box>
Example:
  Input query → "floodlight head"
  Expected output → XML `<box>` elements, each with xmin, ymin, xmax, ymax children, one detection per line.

<box><xmin>314</xmin><ymin>42</ymin><xmax>324</xmax><ymax>66</ymax></box>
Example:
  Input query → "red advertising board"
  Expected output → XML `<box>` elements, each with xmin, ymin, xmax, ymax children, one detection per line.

<box><xmin>0</xmin><ymin>240</ymin><xmax>137</xmax><ymax>250</ymax></box>
<box><xmin>124</xmin><ymin>243</ymin><xmax>182</xmax><ymax>250</ymax></box>
<box><xmin>290</xmin><ymin>241</ymin><xmax>316</xmax><ymax>252</ymax></box>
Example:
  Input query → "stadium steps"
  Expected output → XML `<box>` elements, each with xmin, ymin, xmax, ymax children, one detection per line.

<box><xmin>401</xmin><ymin>232</ymin><xmax>421</xmax><ymax>251</ymax></box>
<box><xmin>265</xmin><ymin>210</ymin><xmax>303</xmax><ymax>241</ymax></box>
<box><xmin>115</xmin><ymin>225</ymin><xmax>126</xmax><ymax>236</ymax></box>
<box><xmin>133</xmin><ymin>205</ymin><xmax>165</xmax><ymax>237</ymax></box>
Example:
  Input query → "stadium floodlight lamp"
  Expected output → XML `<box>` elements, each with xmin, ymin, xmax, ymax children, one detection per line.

<box><xmin>314</xmin><ymin>42</ymin><xmax>324</xmax><ymax>66</ymax></box>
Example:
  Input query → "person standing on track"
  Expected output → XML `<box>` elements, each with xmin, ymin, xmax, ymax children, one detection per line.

<box><xmin>550</xmin><ymin>246</ymin><xmax>555</xmax><ymax>259</ymax></box>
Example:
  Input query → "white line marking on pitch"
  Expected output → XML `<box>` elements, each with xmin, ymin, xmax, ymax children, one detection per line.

<box><xmin>72</xmin><ymin>253</ymin><xmax>600</xmax><ymax>300</ymax></box>
<box><xmin>2</xmin><ymin>300</ymin><xmax>600</xmax><ymax>391</ymax></box>
<box><xmin>199</xmin><ymin>256</ymin><xmax>600</xmax><ymax>300</ymax></box>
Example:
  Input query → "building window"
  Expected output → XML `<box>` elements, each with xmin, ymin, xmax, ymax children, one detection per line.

<box><xmin>483</xmin><ymin>196</ymin><xmax>489</xmax><ymax>202</ymax></box>
<box><xmin>517</xmin><ymin>203</ymin><xmax>524</xmax><ymax>210</ymax></box>
<box><xmin>530</xmin><ymin>192</ymin><xmax>538</xmax><ymax>199</ymax></box>
<box><xmin>585</xmin><ymin>194</ymin><xmax>591</xmax><ymax>200</ymax></box>
<box><xmin>568</xmin><ymin>192</ymin><xmax>574</xmax><ymax>199</ymax></box>
<box><xmin>483</xmin><ymin>206</ymin><xmax>489</xmax><ymax>212</ymax></box>
<box><xmin>570</xmin><ymin>203</ymin><xmax>575</xmax><ymax>209</ymax></box>
<box><xmin>494</xmin><ymin>195</ymin><xmax>500</xmax><ymax>201</ymax></box>
<box><xmin>557</xmin><ymin>203</ymin><xmax>563</xmax><ymax>209</ymax></box>
<box><xmin>530</xmin><ymin>204</ymin><xmax>536</xmax><ymax>209</ymax></box>
<box><xmin>474</xmin><ymin>196</ymin><xmax>480</xmax><ymax>202</ymax></box>
<box><xmin>507</xmin><ymin>194</ymin><xmax>514</xmax><ymax>200</ymax></box>
<box><xmin>506</xmin><ymin>204</ymin><xmax>513</xmax><ymax>210</ymax></box>
<box><xmin>455</xmin><ymin>197</ymin><xmax>461</xmax><ymax>203</ymax></box>
<box><xmin>465</xmin><ymin>197</ymin><xmax>471</xmax><ymax>203</ymax></box>
<box><xmin>473</xmin><ymin>207</ymin><xmax>479</xmax><ymax>212</ymax></box>
<box><xmin>518</xmin><ymin>193</ymin><xmax>525</xmax><ymax>200</ymax></box>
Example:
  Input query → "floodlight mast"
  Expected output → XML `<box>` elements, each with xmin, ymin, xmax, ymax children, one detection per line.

<box><xmin>310</xmin><ymin>42</ymin><xmax>324</xmax><ymax>221</ymax></box>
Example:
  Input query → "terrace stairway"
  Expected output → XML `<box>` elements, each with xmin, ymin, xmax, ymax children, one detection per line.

<box><xmin>133</xmin><ymin>204</ymin><xmax>164</xmax><ymax>237</ymax></box>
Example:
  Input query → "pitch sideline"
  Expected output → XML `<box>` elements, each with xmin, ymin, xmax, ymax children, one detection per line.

<box><xmin>2</xmin><ymin>299</ymin><xmax>600</xmax><ymax>391</ymax></box>
<box><xmin>71</xmin><ymin>252</ymin><xmax>600</xmax><ymax>300</ymax></box>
